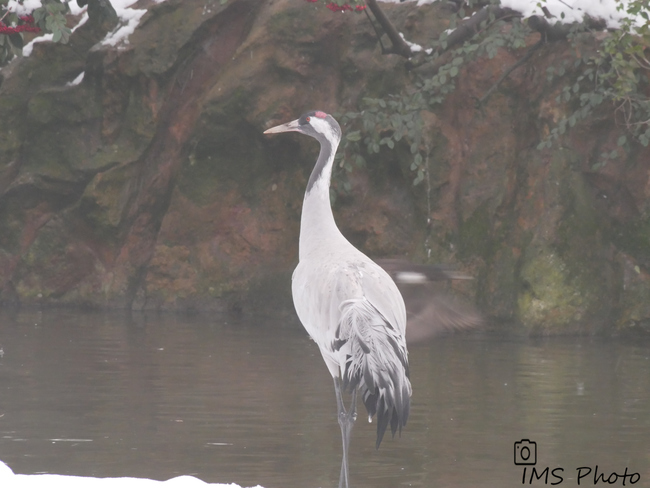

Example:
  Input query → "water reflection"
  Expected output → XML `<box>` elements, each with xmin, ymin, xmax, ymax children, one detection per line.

<box><xmin>0</xmin><ymin>310</ymin><xmax>649</xmax><ymax>487</ymax></box>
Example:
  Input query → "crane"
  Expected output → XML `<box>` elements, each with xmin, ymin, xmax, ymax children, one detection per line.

<box><xmin>264</xmin><ymin>111</ymin><xmax>411</xmax><ymax>488</ymax></box>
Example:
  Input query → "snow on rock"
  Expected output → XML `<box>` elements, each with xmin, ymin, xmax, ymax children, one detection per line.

<box><xmin>4</xmin><ymin>0</ymin><xmax>43</xmax><ymax>15</ymax></box>
<box><xmin>21</xmin><ymin>2</ymin><xmax>89</xmax><ymax>56</ymax></box>
<box><xmin>499</xmin><ymin>0</ymin><xmax>633</xmax><ymax>28</ymax></box>
<box><xmin>12</xmin><ymin>0</ymin><xmax>641</xmax><ymax>59</ymax></box>
<box><xmin>23</xmin><ymin>32</ymin><xmax>53</xmax><ymax>57</ymax></box>
<box><xmin>101</xmin><ymin>0</ymin><xmax>148</xmax><ymax>47</ymax></box>
<box><xmin>399</xmin><ymin>32</ymin><xmax>432</xmax><ymax>55</ymax></box>
<box><xmin>19</xmin><ymin>0</ymin><xmax>168</xmax><ymax>56</ymax></box>
<box><xmin>0</xmin><ymin>460</ymin><xmax>264</xmax><ymax>488</ymax></box>
<box><xmin>376</xmin><ymin>0</ymin><xmax>643</xmax><ymax>54</ymax></box>
<box><xmin>399</xmin><ymin>32</ymin><xmax>424</xmax><ymax>52</ymax></box>
<box><xmin>5</xmin><ymin>0</ymin><xmax>85</xmax><ymax>16</ymax></box>
<box><xmin>66</xmin><ymin>71</ymin><xmax>85</xmax><ymax>86</ymax></box>
<box><xmin>379</xmin><ymin>0</ymin><xmax>640</xmax><ymax>28</ymax></box>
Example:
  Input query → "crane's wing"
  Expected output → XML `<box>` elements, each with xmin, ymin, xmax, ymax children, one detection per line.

<box><xmin>359</xmin><ymin>261</ymin><xmax>407</xmax><ymax>337</ymax></box>
<box><xmin>292</xmin><ymin>256</ymin><xmax>411</xmax><ymax>448</ymax></box>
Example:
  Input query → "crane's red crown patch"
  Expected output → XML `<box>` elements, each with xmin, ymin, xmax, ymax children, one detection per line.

<box><xmin>314</xmin><ymin>111</ymin><xmax>327</xmax><ymax>119</ymax></box>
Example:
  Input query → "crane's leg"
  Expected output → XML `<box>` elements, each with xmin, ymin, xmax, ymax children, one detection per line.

<box><xmin>334</xmin><ymin>377</ymin><xmax>357</xmax><ymax>488</ymax></box>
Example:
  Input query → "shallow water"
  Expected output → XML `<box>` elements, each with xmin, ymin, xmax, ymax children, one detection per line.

<box><xmin>0</xmin><ymin>310</ymin><xmax>649</xmax><ymax>488</ymax></box>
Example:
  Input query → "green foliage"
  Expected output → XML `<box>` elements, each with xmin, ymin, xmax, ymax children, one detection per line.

<box><xmin>334</xmin><ymin>0</ymin><xmax>527</xmax><ymax>193</ymax></box>
<box><xmin>336</xmin><ymin>95</ymin><xmax>426</xmax><ymax>188</ymax></box>
<box><xmin>39</xmin><ymin>1</ymin><xmax>71</xmax><ymax>43</ymax></box>
<box><xmin>330</xmin><ymin>0</ymin><xmax>650</xmax><ymax>191</ymax></box>
<box><xmin>0</xmin><ymin>0</ymin><xmax>72</xmax><ymax>66</ymax></box>
<box><xmin>537</xmin><ymin>0</ymin><xmax>650</xmax><ymax>169</ymax></box>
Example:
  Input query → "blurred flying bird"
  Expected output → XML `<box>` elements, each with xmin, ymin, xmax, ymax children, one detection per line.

<box><xmin>377</xmin><ymin>259</ymin><xmax>483</xmax><ymax>344</ymax></box>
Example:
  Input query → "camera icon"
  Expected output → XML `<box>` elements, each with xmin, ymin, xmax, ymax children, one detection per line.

<box><xmin>514</xmin><ymin>439</ymin><xmax>537</xmax><ymax>465</ymax></box>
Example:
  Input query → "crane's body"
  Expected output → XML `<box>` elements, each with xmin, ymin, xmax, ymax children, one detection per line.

<box><xmin>264</xmin><ymin>111</ymin><xmax>411</xmax><ymax>488</ymax></box>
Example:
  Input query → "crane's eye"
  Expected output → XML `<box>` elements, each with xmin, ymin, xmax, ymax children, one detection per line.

<box><xmin>305</xmin><ymin>116</ymin><xmax>311</xmax><ymax>122</ymax></box>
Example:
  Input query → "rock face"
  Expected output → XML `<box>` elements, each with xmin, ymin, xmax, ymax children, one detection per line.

<box><xmin>0</xmin><ymin>0</ymin><xmax>649</xmax><ymax>333</ymax></box>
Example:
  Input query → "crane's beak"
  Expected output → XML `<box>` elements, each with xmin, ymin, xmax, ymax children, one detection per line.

<box><xmin>263</xmin><ymin>118</ymin><xmax>301</xmax><ymax>134</ymax></box>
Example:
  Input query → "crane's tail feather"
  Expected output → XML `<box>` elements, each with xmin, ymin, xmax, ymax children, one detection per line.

<box><xmin>338</xmin><ymin>298</ymin><xmax>411</xmax><ymax>449</ymax></box>
<box><xmin>361</xmin><ymin>372</ymin><xmax>411</xmax><ymax>448</ymax></box>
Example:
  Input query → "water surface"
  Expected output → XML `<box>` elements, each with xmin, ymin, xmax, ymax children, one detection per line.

<box><xmin>0</xmin><ymin>310</ymin><xmax>649</xmax><ymax>487</ymax></box>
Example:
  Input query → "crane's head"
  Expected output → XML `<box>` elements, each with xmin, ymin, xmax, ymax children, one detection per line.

<box><xmin>264</xmin><ymin>110</ymin><xmax>341</xmax><ymax>147</ymax></box>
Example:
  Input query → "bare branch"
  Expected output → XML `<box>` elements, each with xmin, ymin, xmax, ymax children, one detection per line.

<box><xmin>441</xmin><ymin>5</ymin><xmax>520</xmax><ymax>56</ymax></box>
<box><xmin>408</xmin><ymin>5</ymin><xmax>520</xmax><ymax>70</ymax></box>
<box><xmin>365</xmin><ymin>0</ymin><xmax>412</xmax><ymax>58</ymax></box>
<box><xmin>477</xmin><ymin>39</ymin><xmax>543</xmax><ymax>107</ymax></box>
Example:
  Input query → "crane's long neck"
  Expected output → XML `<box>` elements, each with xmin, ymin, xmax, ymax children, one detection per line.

<box><xmin>299</xmin><ymin>138</ymin><xmax>349</xmax><ymax>260</ymax></box>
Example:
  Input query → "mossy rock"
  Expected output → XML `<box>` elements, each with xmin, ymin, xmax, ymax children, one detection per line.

<box><xmin>518</xmin><ymin>246</ymin><xmax>593</xmax><ymax>331</ymax></box>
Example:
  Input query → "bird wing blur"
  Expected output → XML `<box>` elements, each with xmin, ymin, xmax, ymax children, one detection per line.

<box><xmin>377</xmin><ymin>258</ymin><xmax>483</xmax><ymax>343</ymax></box>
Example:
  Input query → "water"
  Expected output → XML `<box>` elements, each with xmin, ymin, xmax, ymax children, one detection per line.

<box><xmin>0</xmin><ymin>310</ymin><xmax>649</xmax><ymax>488</ymax></box>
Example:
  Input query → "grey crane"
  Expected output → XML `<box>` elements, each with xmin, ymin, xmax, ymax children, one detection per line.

<box><xmin>264</xmin><ymin>111</ymin><xmax>411</xmax><ymax>488</ymax></box>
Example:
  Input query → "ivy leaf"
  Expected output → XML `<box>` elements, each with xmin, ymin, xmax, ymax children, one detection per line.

<box><xmin>390</xmin><ymin>113</ymin><xmax>402</xmax><ymax>130</ymax></box>
<box><xmin>33</xmin><ymin>8</ymin><xmax>46</xmax><ymax>24</ymax></box>
<box><xmin>346</xmin><ymin>131</ymin><xmax>361</xmax><ymax>142</ymax></box>
<box><xmin>638</xmin><ymin>134</ymin><xmax>647</xmax><ymax>146</ymax></box>
<box><xmin>8</xmin><ymin>33</ymin><xmax>23</xmax><ymax>50</ymax></box>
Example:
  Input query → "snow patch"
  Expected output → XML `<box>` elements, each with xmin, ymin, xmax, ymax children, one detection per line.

<box><xmin>71</xmin><ymin>12</ymin><xmax>90</xmax><ymax>34</ymax></box>
<box><xmin>0</xmin><ymin>460</ymin><xmax>264</xmax><ymax>488</ymax></box>
<box><xmin>66</xmin><ymin>71</ymin><xmax>85</xmax><ymax>87</ymax></box>
<box><xmin>18</xmin><ymin>0</ymin><xmax>167</xmax><ymax>56</ymax></box>
<box><xmin>382</xmin><ymin>0</ymin><xmax>644</xmax><ymax>52</ymax></box>
<box><xmin>399</xmin><ymin>32</ymin><xmax>424</xmax><ymax>53</ymax></box>
<box><xmin>23</xmin><ymin>32</ymin><xmax>53</xmax><ymax>57</ymax></box>
<box><xmin>499</xmin><ymin>0</ymin><xmax>633</xmax><ymax>28</ymax></box>
<box><xmin>4</xmin><ymin>0</ymin><xmax>42</xmax><ymax>15</ymax></box>
<box><xmin>101</xmin><ymin>4</ymin><xmax>147</xmax><ymax>47</ymax></box>
<box><xmin>98</xmin><ymin>0</ymin><xmax>153</xmax><ymax>47</ymax></box>
<box><xmin>379</xmin><ymin>0</ymin><xmax>642</xmax><ymax>28</ymax></box>
<box><xmin>5</xmin><ymin>0</ymin><xmax>85</xmax><ymax>15</ymax></box>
